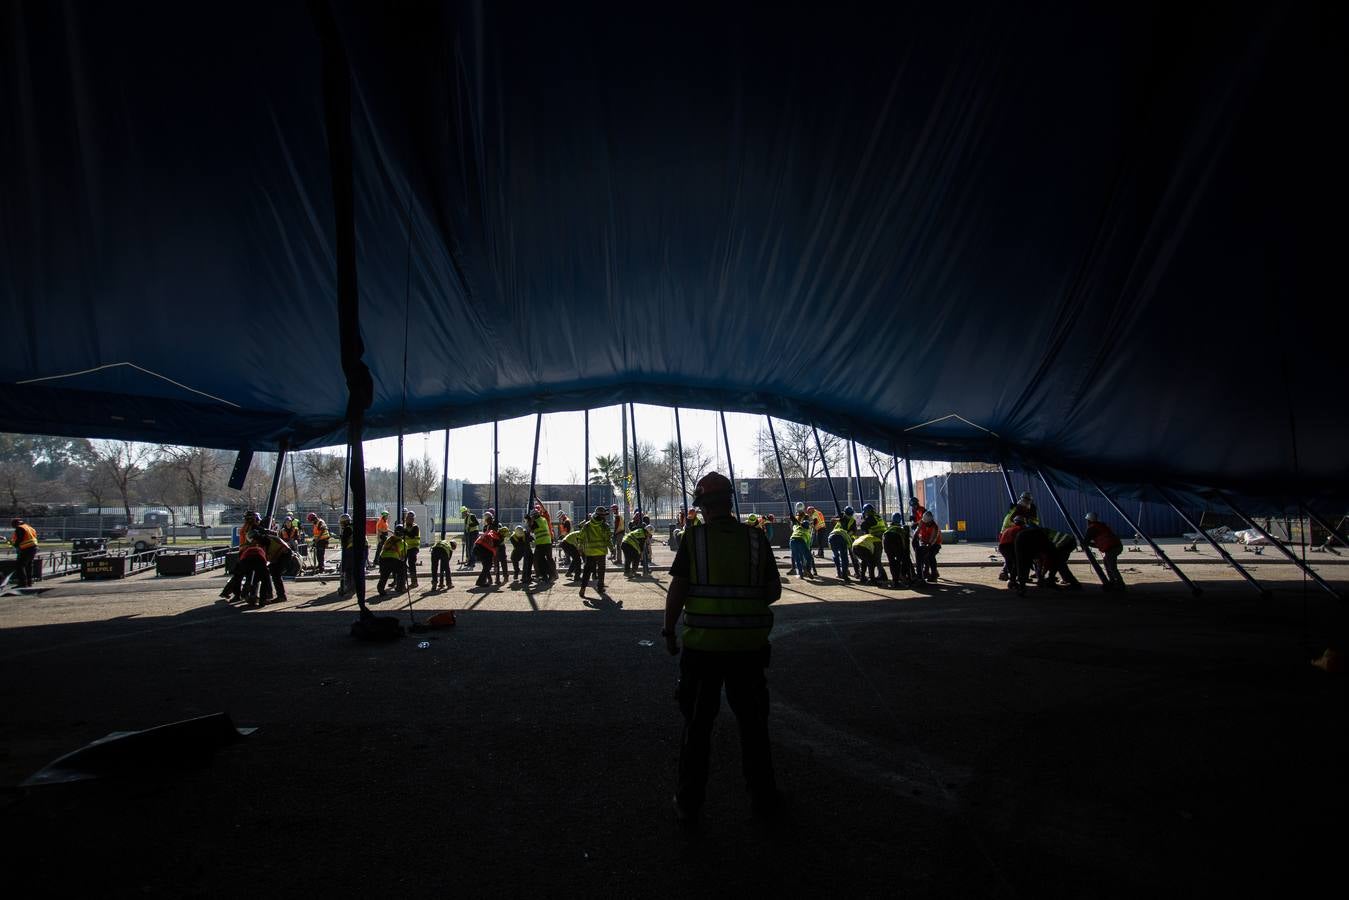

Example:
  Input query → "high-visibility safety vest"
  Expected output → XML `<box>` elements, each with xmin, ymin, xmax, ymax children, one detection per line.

<box><xmin>402</xmin><ymin>523</ymin><xmax>419</xmax><ymax>549</ymax></box>
<box><xmin>562</xmin><ymin>529</ymin><xmax>583</xmax><ymax>548</ymax></box>
<box><xmin>883</xmin><ymin>524</ymin><xmax>910</xmax><ymax>551</ymax></box>
<box><xmin>623</xmin><ymin>526</ymin><xmax>647</xmax><ymax>550</ymax></box>
<box><xmin>579</xmin><ymin>520</ymin><xmax>611</xmax><ymax>556</ymax></box>
<box><xmin>681</xmin><ymin>520</ymin><xmax>774</xmax><ymax>653</ymax></box>
<box><xmin>852</xmin><ymin>533</ymin><xmax>881</xmax><ymax>555</ymax></box>
<box><xmin>13</xmin><ymin>523</ymin><xmax>38</xmax><ymax>550</ymax></box>
<box><xmin>839</xmin><ymin>513</ymin><xmax>857</xmax><ymax>534</ymax></box>
<box><xmin>790</xmin><ymin>523</ymin><xmax>812</xmax><ymax>543</ymax></box>
<box><xmin>431</xmin><ymin>539</ymin><xmax>454</xmax><ymax>554</ymax></box>
<box><xmin>313</xmin><ymin>520</ymin><xmax>331</xmax><ymax>543</ymax></box>
<box><xmin>532</xmin><ymin>517</ymin><xmax>552</xmax><ymax>546</ymax></box>
<box><xmin>865</xmin><ymin>516</ymin><xmax>886</xmax><ymax>541</ymax></box>
<box><xmin>341</xmin><ymin>525</ymin><xmax>354</xmax><ymax>550</ymax></box>
<box><xmin>810</xmin><ymin>509</ymin><xmax>825</xmax><ymax>531</ymax></box>
<box><xmin>381</xmin><ymin>536</ymin><xmax>406</xmax><ymax>560</ymax></box>
<box><xmin>1047</xmin><ymin>529</ymin><xmax>1075</xmax><ymax>551</ymax></box>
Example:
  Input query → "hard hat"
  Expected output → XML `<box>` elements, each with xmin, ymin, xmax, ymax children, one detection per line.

<box><xmin>486</xmin><ymin>508</ymin><xmax>495</xmax><ymax>517</ymax></box>
<box><xmin>642</xmin><ymin>515</ymin><xmax>650</xmax><ymax>525</ymax></box>
<box><xmin>339</xmin><ymin>514</ymin><xmax>351</xmax><ymax>524</ymax></box>
<box><xmin>844</xmin><ymin>505</ymin><xmax>854</xmax><ymax>515</ymax></box>
<box><xmin>795</xmin><ymin>501</ymin><xmax>805</xmax><ymax>512</ymax></box>
<box><xmin>610</xmin><ymin>504</ymin><xmax>618</xmax><ymax>510</ymax></box>
<box><xmin>245</xmin><ymin>510</ymin><xmax>259</xmax><ymax>521</ymax></box>
<box><xmin>394</xmin><ymin>525</ymin><xmax>405</xmax><ymax>535</ymax></box>
<box><xmin>10</xmin><ymin>517</ymin><xmax>23</xmax><ymax>526</ymax></box>
<box><xmin>693</xmin><ymin>471</ymin><xmax>733</xmax><ymax>502</ymax></box>
<box><xmin>922</xmin><ymin>511</ymin><xmax>934</xmax><ymax>523</ymax></box>
<box><xmin>514</xmin><ymin>525</ymin><xmax>525</xmax><ymax>535</ymax></box>
<box><xmin>460</xmin><ymin>506</ymin><xmax>469</xmax><ymax>514</ymax></box>
<box><xmin>405</xmin><ymin>511</ymin><xmax>416</xmax><ymax>519</ymax></box>
<box><xmin>307</xmin><ymin>512</ymin><xmax>317</xmax><ymax>522</ymax></box>
<box><xmin>1012</xmin><ymin>515</ymin><xmax>1026</xmax><ymax>526</ymax></box>
<box><xmin>594</xmin><ymin>506</ymin><xmax>608</xmax><ymax>516</ymax></box>
<box><xmin>1018</xmin><ymin>492</ymin><xmax>1033</xmax><ymax>503</ymax></box>
<box><xmin>909</xmin><ymin>496</ymin><xmax>918</xmax><ymax>506</ymax></box>
<box><xmin>891</xmin><ymin>512</ymin><xmax>903</xmax><ymax>524</ymax></box>
<box><xmin>1085</xmin><ymin>512</ymin><xmax>1099</xmax><ymax>523</ymax></box>
<box><xmin>746</xmin><ymin>514</ymin><xmax>759</xmax><ymax>524</ymax></box>
<box><xmin>380</xmin><ymin>509</ymin><xmax>389</xmax><ymax>518</ymax></box>
<box><xmin>862</xmin><ymin>503</ymin><xmax>875</xmax><ymax>514</ymax></box>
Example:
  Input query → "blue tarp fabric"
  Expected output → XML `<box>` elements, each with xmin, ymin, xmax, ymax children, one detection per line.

<box><xmin>2</xmin><ymin>2</ymin><xmax>1344</xmax><ymax>508</ymax></box>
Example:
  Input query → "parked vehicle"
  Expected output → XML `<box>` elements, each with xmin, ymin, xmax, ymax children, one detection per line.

<box><xmin>126</xmin><ymin>525</ymin><xmax>164</xmax><ymax>553</ymax></box>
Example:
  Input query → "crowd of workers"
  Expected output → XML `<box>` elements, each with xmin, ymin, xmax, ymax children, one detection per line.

<box><xmin>4</xmin><ymin>491</ymin><xmax>1129</xmax><ymax>600</ymax></box>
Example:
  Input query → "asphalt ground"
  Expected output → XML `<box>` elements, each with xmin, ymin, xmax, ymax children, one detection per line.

<box><xmin>1</xmin><ymin>544</ymin><xmax>1345</xmax><ymax>898</ymax></box>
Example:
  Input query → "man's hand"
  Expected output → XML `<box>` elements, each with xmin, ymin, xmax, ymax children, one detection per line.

<box><xmin>664</xmin><ymin>631</ymin><xmax>679</xmax><ymax>655</ymax></box>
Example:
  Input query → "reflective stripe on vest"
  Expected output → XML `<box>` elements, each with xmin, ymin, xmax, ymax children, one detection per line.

<box><xmin>15</xmin><ymin>524</ymin><xmax>38</xmax><ymax>550</ymax></box>
<box><xmin>682</xmin><ymin>523</ymin><xmax>771</xmax><ymax>652</ymax></box>
<box><xmin>533</xmin><ymin>520</ymin><xmax>551</xmax><ymax>545</ymax></box>
<box><xmin>403</xmin><ymin>525</ymin><xmax>419</xmax><ymax>549</ymax></box>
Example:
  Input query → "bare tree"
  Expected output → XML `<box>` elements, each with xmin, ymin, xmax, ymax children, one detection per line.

<box><xmin>0</xmin><ymin>461</ymin><xmax>33</xmax><ymax>509</ymax></box>
<box><xmin>92</xmin><ymin>441</ymin><xmax>153</xmax><ymax>524</ymax></box>
<box><xmin>755</xmin><ymin>420</ymin><xmax>845</xmax><ymax>480</ymax></box>
<box><xmin>498</xmin><ymin>466</ymin><xmax>529</xmax><ymax>512</ymax></box>
<box><xmin>159</xmin><ymin>446</ymin><xmax>229</xmax><ymax>536</ymax></box>
<box><xmin>297</xmin><ymin>451</ymin><xmax>346</xmax><ymax>512</ymax></box>
<box><xmin>861</xmin><ymin>445</ymin><xmax>897</xmax><ymax>516</ymax></box>
<box><xmin>405</xmin><ymin>454</ymin><xmax>438</xmax><ymax>505</ymax></box>
<box><xmin>660</xmin><ymin>440</ymin><xmax>712</xmax><ymax>514</ymax></box>
<box><xmin>139</xmin><ymin>458</ymin><xmax>187</xmax><ymax>543</ymax></box>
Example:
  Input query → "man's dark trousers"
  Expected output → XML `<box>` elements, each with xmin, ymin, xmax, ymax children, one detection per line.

<box><xmin>676</xmin><ymin>646</ymin><xmax>776</xmax><ymax>812</ymax></box>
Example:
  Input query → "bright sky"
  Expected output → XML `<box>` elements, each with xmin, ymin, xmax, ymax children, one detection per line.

<box><xmin>302</xmin><ymin>404</ymin><xmax>949</xmax><ymax>485</ymax></box>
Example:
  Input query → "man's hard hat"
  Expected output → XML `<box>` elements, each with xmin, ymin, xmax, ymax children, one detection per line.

<box><xmin>844</xmin><ymin>505</ymin><xmax>854</xmax><ymax>515</ymax></box>
<box><xmin>795</xmin><ymin>501</ymin><xmax>805</xmax><ymax>512</ymax></box>
<box><xmin>891</xmin><ymin>512</ymin><xmax>903</xmax><ymax>524</ymax></box>
<box><xmin>922</xmin><ymin>511</ymin><xmax>935</xmax><ymax>523</ymax></box>
<box><xmin>339</xmin><ymin>514</ymin><xmax>351</xmax><ymax>524</ymax></box>
<box><xmin>1084</xmin><ymin>512</ymin><xmax>1099</xmax><ymax>523</ymax></box>
<box><xmin>862</xmin><ymin>503</ymin><xmax>875</xmax><ymax>514</ymax></box>
<box><xmin>693</xmin><ymin>471</ymin><xmax>733</xmax><ymax>502</ymax></box>
<box><xmin>1018</xmin><ymin>492</ymin><xmax>1033</xmax><ymax>503</ymax></box>
<box><xmin>406</xmin><ymin>511</ymin><xmax>415</xmax><ymax>519</ymax></box>
<box><xmin>594</xmin><ymin>506</ymin><xmax>609</xmax><ymax>516</ymax></box>
<box><xmin>11</xmin><ymin>517</ymin><xmax>23</xmax><ymax>526</ymax></box>
<box><xmin>380</xmin><ymin>510</ymin><xmax>389</xmax><ymax>517</ymax></box>
<box><xmin>1012</xmin><ymin>515</ymin><xmax>1026</xmax><ymax>526</ymax></box>
<box><xmin>307</xmin><ymin>512</ymin><xmax>317</xmax><ymax>522</ymax></box>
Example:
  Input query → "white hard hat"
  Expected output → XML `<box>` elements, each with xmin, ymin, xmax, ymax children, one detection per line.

<box><xmin>1084</xmin><ymin>512</ymin><xmax>1099</xmax><ymax>523</ymax></box>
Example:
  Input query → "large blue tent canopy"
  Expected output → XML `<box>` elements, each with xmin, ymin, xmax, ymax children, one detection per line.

<box><xmin>2</xmin><ymin>1</ymin><xmax>1344</xmax><ymax>505</ymax></box>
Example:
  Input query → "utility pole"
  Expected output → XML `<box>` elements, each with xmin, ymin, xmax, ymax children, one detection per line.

<box><xmin>621</xmin><ymin>404</ymin><xmax>630</xmax><ymax>521</ymax></box>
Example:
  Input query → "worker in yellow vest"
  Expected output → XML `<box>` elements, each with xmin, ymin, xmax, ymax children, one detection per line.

<box><xmin>377</xmin><ymin>525</ymin><xmax>407</xmax><ymax>596</ymax></box>
<box><xmin>662</xmin><ymin>472</ymin><xmax>781</xmax><ymax>827</ymax></box>
<box><xmin>530</xmin><ymin>505</ymin><xmax>555</xmax><ymax>583</ymax></box>
<box><xmin>402</xmin><ymin>510</ymin><xmax>421</xmax><ymax>587</ymax></box>
<box><xmin>307</xmin><ymin>513</ymin><xmax>331</xmax><ymax>574</ymax></box>
<box><xmin>7</xmin><ymin>517</ymin><xmax>40</xmax><ymax>588</ymax></box>
<box><xmin>578</xmin><ymin>506</ymin><xmax>611</xmax><ymax>599</ymax></box>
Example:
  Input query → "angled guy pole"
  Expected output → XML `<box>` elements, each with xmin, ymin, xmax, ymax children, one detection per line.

<box><xmin>998</xmin><ymin>460</ymin><xmax>1017</xmax><ymax>505</ymax></box>
<box><xmin>1091</xmin><ymin>478</ymin><xmax>1201</xmax><ymax>597</ymax></box>
<box><xmin>1304</xmin><ymin>506</ymin><xmax>1349</xmax><ymax>554</ymax></box>
<box><xmin>766</xmin><ymin>416</ymin><xmax>794</xmax><ymax>515</ymax></box>
<box><xmin>629</xmin><ymin>403</ymin><xmax>648</xmax><ymax>575</ymax></box>
<box><xmin>850</xmin><ymin>437</ymin><xmax>865</xmax><ymax>511</ymax></box>
<box><xmin>720</xmin><ymin>410</ymin><xmax>739</xmax><ymax>517</ymax></box>
<box><xmin>904</xmin><ymin>444</ymin><xmax>916</xmax><ymax>511</ymax></box>
<box><xmin>528</xmin><ymin>413</ymin><xmax>542</xmax><ymax>510</ymax></box>
<box><xmin>343</xmin><ymin>445</ymin><xmax>350</xmax><ymax>515</ymax></box>
<box><xmin>812</xmin><ymin>424</ymin><xmax>843</xmax><ymax>517</ymax></box>
<box><xmin>1036</xmin><ymin>467</ymin><xmax>1109</xmax><ymax>587</ymax></box>
<box><xmin>1158</xmin><ymin>486</ymin><xmax>1268</xmax><ymax>599</ymax></box>
<box><xmin>1224</xmin><ymin>494</ymin><xmax>1340</xmax><ymax>599</ymax></box>
<box><xmin>492</xmin><ymin>420</ymin><xmax>499</xmax><ymax>517</ymax></box>
<box><xmin>264</xmin><ymin>439</ymin><xmax>289</xmax><ymax>525</ymax></box>
<box><xmin>396</xmin><ymin>428</ymin><xmax>404</xmax><ymax>522</ymax></box>
<box><xmin>583</xmin><ymin>409</ymin><xmax>590</xmax><ymax>516</ymax></box>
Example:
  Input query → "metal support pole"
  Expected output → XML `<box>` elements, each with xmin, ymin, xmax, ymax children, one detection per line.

<box><xmin>396</xmin><ymin>429</ymin><xmax>404</xmax><ymax>520</ymax></box>
<box><xmin>1036</xmin><ymin>468</ymin><xmax>1110</xmax><ymax>587</ymax></box>
<box><xmin>850</xmin><ymin>437</ymin><xmax>865</xmax><ymax>511</ymax></box>
<box><xmin>528</xmin><ymin>413</ymin><xmax>542</xmax><ymax>509</ymax></box>
<box><xmin>766</xmin><ymin>416</ymin><xmax>794</xmax><ymax>515</ymax></box>
<box><xmin>1091</xmin><ymin>479</ymin><xmax>1201</xmax><ymax>597</ymax></box>
<box><xmin>1224</xmin><ymin>494</ymin><xmax>1340</xmax><ymax>599</ymax></box>
<box><xmin>812</xmin><ymin>425</ymin><xmax>843</xmax><ymax>517</ymax></box>
<box><xmin>264</xmin><ymin>440</ymin><xmax>289</xmax><ymax>524</ymax></box>
<box><xmin>1158</xmin><ymin>487</ymin><xmax>1269</xmax><ymax>598</ymax></box>
<box><xmin>998</xmin><ymin>460</ymin><xmax>1017</xmax><ymax>505</ymax></box>
<box><xmin>674</xmin><ymin>407</ymin><xmax>689</xmax><ymax>516</ymax></box>
<box><xmin>583</xmin><ymin>409</ymin><xmax>590</xmax><ymax>515</ymax></box>
<box><xmin>629</xmin><ymin>403</ymin><xmax>642</xmax><ymax>517</ymax></box>
<box><xmin>343</xmin><ymin>445</ymin><xmax>350</xmax><ymax>515</ymax></box>
<box><xmin>720</xmin><ymin>410</ymin><xmax>739</xmax><ymax>518</ymax></box>
<box><xmin>891</xmin><ymin>452</ymin><xmax>904</xmax><ymax>516</ymax></box>
<box><xmin>492</xmin><ymin>420</ymin><xmax>499</xmax><ymax>516</ymax></box>
<box><xmin>904</xmin><ymin>445</ymin><xmax>915</xmax><ymax>510</ymax></box>
<box><xmin>1305</xmin><ymin>506</ymin><xmax>1349</xmax><ymax>554</ymax></box>
<box><xmin>439</xmin><ymin>428</ymin><xmax>449</xmax><ymax>540</ymax></box>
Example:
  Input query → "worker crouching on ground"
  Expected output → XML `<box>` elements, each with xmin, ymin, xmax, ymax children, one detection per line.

<box><xmin>1084</xmin><ymin>513</ymin><xmax>1125</xmax><ymax>590</ymax></box>
<box><xmin>883</xmin><ymin>513</ymin><xmax>913</xmax><ymax>586</ymax></box>
<box><xmin>560</xmin><ymin>525</ymin><xmax>584</xmax><ymax>579</ymax></box>
<box><xmin>998</xmin><ymin>516</ymin><xmax>1027</xmax><ymax>591</ymax></box>
<box><xmin>914</xmin><ymin>511</ymin><xmax>942</xmax><ymax>582</ymax></box>
<box><xmin>509</xmin><ymin>525</ymin><xmax>530</xmax><ymax>580</ymax></box>
<box><xmin>429</xmin><ymin>535</ymin><xmax>456</xmax><ymax>590</ymax></box>
<box><xmin>1011</xmin><ymin>526</ymin><xmax>1081</xmax><ymax>595</ymax></box>
<box><xmin>663</xmin><ymin>471</ymin><xmax>781</xmax><ymax>827</ymax></box>
<box><xmin>998</xmin><ymin>493</ymin><xmax>1039</xmax><ymax>580</ymax></box>
<box><xmin>377</xmin><ymin>525</ymin><xmax>408</xmax><ymax>596</ymax></box>
<box><xmin>6</xmin><ymin>518</ymin><xmax>40</xmax><ymax>588</ymax></box>
<box><xmin>220</xmin><ymin>531</ymin><xmax>268</xmax><ymax>603</ymax></box>
<box><xmin>255</xmin><ymin>529</ymin><xmax>295</xmax><ymax>602</ymax></box>
<box><xmin>851</xmin><ymin>531</ymin><xmax>885</xmax><ymax>585</ymax></box>
<box><xmin>578</xmin><ymin>506</ymin><xmax>611</xmax><ymax>598</ymax></box>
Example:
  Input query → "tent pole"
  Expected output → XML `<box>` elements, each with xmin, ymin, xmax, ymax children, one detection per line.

<box><xmin>396</xmin><ymin>429</ymin><xmax>404</xmax><ymax>521</ymax></box>
<box><xmin>583</xmin><ymin>410</ymin><xmax>590</xmax><ymax>516</ymax></box>
<box><xmin>629</xmin><ymin>403</ymin><xmax>642</xmax><ymax>517</ymax></box>
<box><xmin>766</xmin><ymin>416</ymin><xmax>794</xmax><ymax>516</ymax></box>
<box><xmin>343</xmin><ymin>445</ymin><xmax>350</xmax><ymax>516</ymax></box>
<box><xmin>264</xmin><ymin>440</ymin><xmax>289</xmax><ymax>525</ymax></box>
<box><xmin>674</xmin><ymin>407</ymin><xmax>689</xmax><ymax>517</ymax></box>
<box><xmin>528</xmin><ymin>413</ymin><xmax>542</xmax><ymax>510</ymax></box>
<box><xmin>439</xmin><ymin>428</ymin><xmax>449</xmax><ymax>540</ymax></box>
<box><xmin>1224</xmin><ymin>495</ymin><xmax>1340</xmax><ymax>599</ymax></box>
<box><xmin>492</xmin><ymin>420</ymin><xmax>499</xmax><ymax>517</ymax></box>
<box><xmin>812</xmin><ymin>425</ymin><xmax>842</xmax><ymax>517</ymax></box>
<box><xmin>904</xmin><ymin>445</ymin><xmax>915</xmax><ymax>510</ymax></box>
<box><xmin>1091</xmin><ymin>479</ymin><xmax>1201</xmax><ymax>597</ymax></box>
<box><xmin>850</xmin><ymin>437</ymin><xmax>865</xmax><ymax>512</ymax></box>
<box><xmin>998</xmin><ymin>460</ymin><xmax>1017</xmax><ymax>505</ymax></box>
<box><xmin>891</xmin><ymin>451</ymin><xmax>904</xmax><ymax>518</ymax></box>
<box><xmin>1158</xmin><ymin>487</ymin><xmax>1269</xmax><ymax>599</ymax></box>
<box><xmin>1036</xmin><ymin>468</ymin><xmax>1110</xmax><ymax>588</ymax></box>
<box><xmin>720</xmin><ymin>411</ymin><xmax>739</xmax><ymax>518</ymax></box>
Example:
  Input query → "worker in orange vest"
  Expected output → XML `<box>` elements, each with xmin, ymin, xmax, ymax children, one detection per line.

<box><xmin>6</xmin><ymin>517</ymin><xmax>40</xmax><ymax>588</ymax></box>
